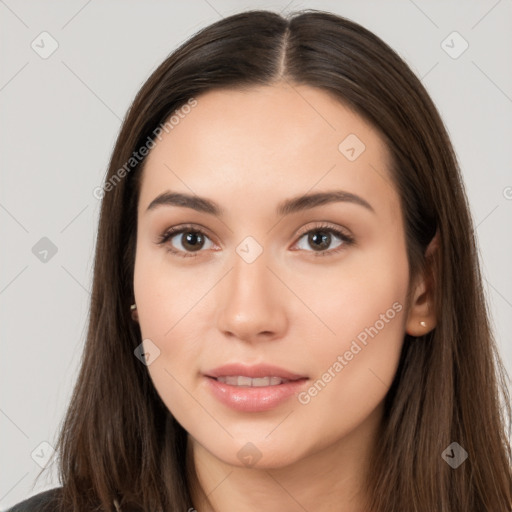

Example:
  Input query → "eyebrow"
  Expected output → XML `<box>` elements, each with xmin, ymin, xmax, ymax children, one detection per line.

<box><xmin>145</xmin><ymin>190</ymin><xmax>375</xmax><ymax>217</ymax></box>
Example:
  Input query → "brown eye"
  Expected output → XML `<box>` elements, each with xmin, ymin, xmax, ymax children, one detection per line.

<box><xmin>294</xmin><ymin>224</ymin><xmax>355</xmax><ymax>257</ymax></box>
<box><xmin>157</xmin><ymin>225</ymin><xmax>214</xmax><ymax>258</ymax></box>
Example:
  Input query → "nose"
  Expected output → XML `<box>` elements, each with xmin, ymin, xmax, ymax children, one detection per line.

<box><xmin>215</xmin><ymin>249</ymin><xmax>288</xmax><ymax>344</ymax></box>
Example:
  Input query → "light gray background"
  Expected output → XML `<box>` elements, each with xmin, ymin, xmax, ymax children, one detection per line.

<box><xmin>1</xmin><ymin>0</ymin><xmax>511</xmax><ymax>509</ymax></box>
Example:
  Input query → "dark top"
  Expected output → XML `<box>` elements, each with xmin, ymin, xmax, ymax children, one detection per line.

<box><xmin>6</xmin><ymin>488</ymin><xmax>62</xmax><ymax>512</ymax></box>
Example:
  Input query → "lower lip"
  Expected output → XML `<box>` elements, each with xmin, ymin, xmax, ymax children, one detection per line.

<box><xmin>204</xmin><ymin>376</ymin><xmax>309</xmax><ymax>412</ymax></box>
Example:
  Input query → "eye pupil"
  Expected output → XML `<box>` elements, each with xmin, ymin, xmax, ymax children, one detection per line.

<box><xmin>309</xmin><ymin>231</ymin><xmax>331</xmax><ymax>251</ymax></box>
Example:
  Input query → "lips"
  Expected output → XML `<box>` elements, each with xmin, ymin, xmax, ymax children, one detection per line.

<box><xmin>205</xmin><ymin>363</ymin><xmax>307</xmax><ymax>382</ymax></box>
<box><xmin>204</xmin><ymin>363</ymin><xmax>309</xmax><ymax>412</ymax></box>
<box><xmin>216</xmin><ymin>375</ymin><xmax>296</xmax><ymax>387</ymax></box>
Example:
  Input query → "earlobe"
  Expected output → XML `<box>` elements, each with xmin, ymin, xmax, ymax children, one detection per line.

<box><xmin>405</xmin><ymin>279</ymin><xmax>435</xmax><ymax>336</ymax></box>
<box><xmin>405</xmin><ymin>230</ymin><xmax>440</xmax><ymax>337</ymax></box>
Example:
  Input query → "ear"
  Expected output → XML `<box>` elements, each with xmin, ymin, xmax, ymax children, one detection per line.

<box><xmin>405</xmin><ymin>230</ymin><xmax>440</xmax><ymax>337</ymax></box>
<box><xmin>131</xmin><ymin>304</ymin><xmax>139</xmax><ymax>323</ymax></box>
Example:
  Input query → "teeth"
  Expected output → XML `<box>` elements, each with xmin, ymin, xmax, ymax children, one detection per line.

<box><xmin>215</xmin><ymin>376</ymin><xmax>289</xmax><ymax>387</ymax></box>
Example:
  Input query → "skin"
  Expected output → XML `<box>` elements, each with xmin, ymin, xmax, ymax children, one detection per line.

<box><xmin>132</xmin><ymin>82</ymin><xmax>437</xmax><ymax>512</ymax></box>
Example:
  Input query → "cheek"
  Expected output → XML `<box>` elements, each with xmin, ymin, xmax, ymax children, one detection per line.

<box><xmin>132</xmin><ymin>258</ymin><xmax>200</xmax><ymax>419</ymax></box>
<box><xmin>293</xmin><ymin>241</ymin><xmax>409</xmax><ymax>428</ymax></box>
<box><xmin>294</xmin><ymin>244</ymin><xmax>408</xmax><ymax>396</ymax></box>
<box><xmin>133</xmin><ymin>243</ymin><xmax>210</xmax><ymax>339</ymax></box>
<box><xmin>299</xmin><ymin>239</ymin><xmax>409</xmax><ymax>351</ymax></box>
<box><xmin>132</xmin><ymin>247</ymin><xmax>216</xmax><ymax>403</ymax></box>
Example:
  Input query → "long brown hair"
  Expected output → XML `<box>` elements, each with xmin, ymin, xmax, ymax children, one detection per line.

<box><xmin>36</xmin><ymin>9</ymin><xmax>511</xmax><ymax>511</ymax></box>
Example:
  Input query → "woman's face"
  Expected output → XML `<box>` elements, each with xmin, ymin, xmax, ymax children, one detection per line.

<box><xmin>133</xmin><ymin>83</ymin><xmax>411</xmax><ymax>468</ymax></box>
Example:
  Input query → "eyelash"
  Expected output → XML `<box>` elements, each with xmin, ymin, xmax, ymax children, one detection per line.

<box><xmin>156</xmin><ymin>222</ymin><xmax>355</xmax><ymax>259</ymax></box>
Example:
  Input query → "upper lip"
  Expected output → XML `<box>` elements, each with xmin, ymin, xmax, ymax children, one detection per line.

<box><xmin>205</xmin><ymin>363</ymin><xmax>307</xmax><ymax>381</ymax></box>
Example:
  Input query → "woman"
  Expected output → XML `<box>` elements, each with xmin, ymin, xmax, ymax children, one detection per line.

<box><xmin>8</xmin><ymin>8</ymin><xmax>511</xmax><ymax>512</ymax></box>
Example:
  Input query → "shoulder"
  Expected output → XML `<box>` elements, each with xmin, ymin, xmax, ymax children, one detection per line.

<box><xmin>5</xmin><ymin>487</ymin><xmax>62</xmax><ymax>512</ymax></box>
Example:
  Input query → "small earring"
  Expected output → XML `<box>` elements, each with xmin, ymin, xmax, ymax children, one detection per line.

<box><xmin>130</xmin><ymin>303</ymin><xmax>139</xmax><ymax>322</ymax></box>
<box><xmin>419</xmin><ymin>320</ymin><xmax>426</xmax><ymax>327</ymax></box>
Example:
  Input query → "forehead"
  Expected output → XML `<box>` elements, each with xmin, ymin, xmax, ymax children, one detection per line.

<box><xmin>138</xmin><ymin>83</ymin><xmax>398</xmax><ymax>221</ymax></box>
